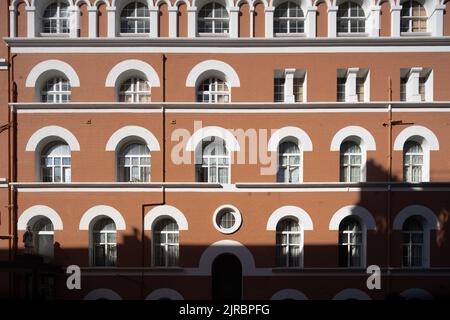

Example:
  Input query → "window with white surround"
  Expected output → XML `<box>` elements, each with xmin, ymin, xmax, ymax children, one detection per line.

<box><xmin>92</xmin><ymin>218</ymin><xmax>117</xmax><ymax>267</ymax></box>
<box><xmin>213</xmin><ymin>205</ymin><xmax>242</xmax><ymax>234</ymax></box>
<box><xmin>119</xmin><ymin>77</ymin><xmax>151</xmax><ymax>102</ymax></box>
<box><xmin>403</xmin><ymin>140</ymin><xmax>423</xmax><ymax>183</ymax></box>
<box><xmin>42</xmin><ymin>1</ymin><xmax>70</xmax><ymax>35</ymax></box>
<box><xmin>198</xmin><ymin>2</ymin><xmax>229</xmax><ymax>35</ymax></box>
<box><xmin>274</xmin><ymin>69</ymin><xmax>306</xmax><ymax>103</ymax></box>
<box><xmin>339</xmin><ymin>217</ymin><xmax>363</xmax><ymax>268</ymax></box>
<box><xmin>274</xmin><ymin>2</ymin><xmax>305</xmax><ymax>35</ymax></box>
<box><xmin>41</xmin><ymin>77</ymin><xmax>71</xmax><ymax>103</ymax></box>
<box><xmin>401</xmin><ymin>0</ymin><xmax>427</xmax><ymax>34</ymax></box>
<box><xmin>340</xmin><ymin>141</ymin><xmax>362</xmax><ymax>182</ymax></box>
<box><xmin>402</xmin><ymin>216</ymin><xmax>425</xmax><ymax>268</ymax></box>
<box><xmin>153</xmin><ymin>218</ymin><xmax>179</xmax><ymax>267</ymax></box>
<box><xmin>196</xmin><ymin>77</ymin><xmax>230</xmax><ymax>103</ymax></box>
<box><xmin>277</xmin><ymin>141</ymin><xmax>301</xmax><ymax>183</ymax></box>
<box><xmin>337</xmin><ymin>1</ymin><xmax>365</xmax><ymax>35</ymax></box>
<box><xmin>400</xmin><ymin>68</ymin><xmax>432</xmax><ymax>102</ymax></box>
<box><xmin>276</xmin><ymin>218</ymin><xmax>302</xmax><ymax>268</ymax></box>
<box><xmin>31</xmin><ymin>218</ymin><xmax>54</xmax><ymax>259</ymax></box>
<box><xmin>120</xmin><ymin>1</ymin><xmax>150</xmax><ymax>34</ymax></box>
<box><xmin>336</xmin><ymin>68</ymin><xmax>369</xmax><ymax>102</ymax></box>
<box><xmin>41</xmin><ymin>142</ymin><xmax>71</xmax><ymax>183</ymax></box>
<box><xmin>196</xmin><ymin>138</ymin><xmax>230</xmax><ymax>184</ymax></box>
<box><xmin>118</xmin><ymin>143</ymin><xmax>151</xmax><ymax>182</ymax></box>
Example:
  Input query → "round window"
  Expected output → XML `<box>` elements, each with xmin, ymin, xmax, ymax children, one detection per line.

<box><xmin>213</xmin><ymin>205</ymin><xmax>242</xmax><ymax>234</ymax></box>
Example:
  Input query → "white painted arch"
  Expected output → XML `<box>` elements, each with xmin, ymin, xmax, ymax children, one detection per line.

<box><xmin>333</xmin><ymin>288</ymin><xmax>371</xmax><ymax>300</ymax></box>
<box><xmin>393</xmin><ymin>125</ymin><xmax>439</xmax><ymax>151</ymax></box>
<box><xmin>18</xmin><ymin>205</ymin><xmax>63</xmax><ymax>230</ymax></box>
<box><xmin>329</xmin><ymin>205</ymin><xmax>377</xmax><ymax>230</ymax></box>
<box><xmin>266</xmin><ymin>205</ymin><xmax>314</xmax><ymax>231</ymax></box>
<box><xmin>26</xmin><ymin>60</ymin><xmax>80</xmax><ymax>88</ymax></box>
<box><xmin>25</xmin><ymin>126</ymin><xmax>81</xmax><ymax>152</ymax></box>
<box><xmin>84</xmin><ymin>288</ymin><xmax>122</xmax><ymax>300</ymax></box>
<box><xmin>393</xmin><ymin>205</ymin><xmax>440</xmax><ymax>230</ymax></box>
<box><xmin>105</xmin><ymin>60</ymin><xmax>161</xmax><ymax>88</ymax></box>
<box><xmin>186</xmin><ymin>60</ymin><xmax>241</xmax><ymax>87</ymax></box>
<box><xmin>105</xmin><ymin>126</ymin><xmax>160</xmax><ymax>152</ymax></box>
<box><xmin>145</xmin><ymin>288</ymin><xmax>184</xmax><ymax>300</ymax></box>
<box><xmin>271</xmin><ymin>289</ymin><xmax>308</xmax><ymax>300</ymax></box>
<box><xmin>144</xmin><ymin>205</ymin><xmax>189</xmax><ymax>230</ymax></box>
<box><xmin>198</xmin><ymin>240</ymin><xmax>256</xmax><ymax>276</ymax></box>
<box><xmin>186</xmin><ymin>126</ymin><xmax>240</xmax><ymax>152</ymax></box>
<box><xmin>79</xmin><ymin>205</ymin><xmax>126</xmax><ymax>230</ymax></box>
<box><xmin>400</xmin><ymin>288</ymin><xmax>433</xmax><ymax>300</ymax></box>
<box><xmin>330</xmin><ymin>126</ymin><xmax>377</xmax><ymax>151</ymax></box>
<box><xmin>267</xmin><ymin>127</ymin><xmax>313</xmax><ymax>152</ymax></box>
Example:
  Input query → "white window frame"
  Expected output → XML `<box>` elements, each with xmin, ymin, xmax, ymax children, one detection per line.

<box><xmin>91</xmin><ymin>219</ymin><xmax>117</xmax><ymax>267</ymax></box>
<box><xmin>117</xmin><ymin>143</ymin><xmax>151</xmax><ymax>182</ymax></box>
<box><xmin>41</xmin><ymin>77</ymin><xmax>71</xmax><ymax>103</ymax></box>
<box><xmin>277</xmin><ymin>141</ymin><xmax>302</xmax><ymax>183</ymax></box>
<box><xmin>337</xmin><ymin>1</ymin><xmax>366</xmax><ymax>36</ymax></box>
<box><xmin>273</xmin><ymin>2</ymin><xmax>305</xmax><ymax>36</ymax></box>
<box><xmin>275</xmin><ymin>218</ymin><xmax>303</xmax><ymax>268</ymax></box>
<box><xmin>402</xmin><ymin>217</ymin><xmax>425</xmax><ymax>268</ymax></box>
<box><xmin>197</xmin><ymin>2</ymin><xmax>230</xmax><ymax>35</ymax></box>
<box><xmin>119</xmin><ymin>1</ymin><xmax>150</xmax><ymax>35</ymax></box>
<box><xmin>339</xmin><ymin>218</ymin><xmax>366</xmax><ymax>268</ymax></box>
<box><xmin>403</xmin><ymin>140</ymin><xmax>424</xmax><ymax>183</ymax></box>
<box><xmin>212</xmin><ymin>205</ymin><xmax>242</xmax><ymax>234</ymax></box>
<box><xmin>118</xmin><ymin>77</ymin><xmax>151</xmax><ymax>103</ymax></box>
<box><xmin>196</xmin><ymin>77</ymin><xmax>231</xmax><ymax>103</ymax></box>
<box><xmin>41</xmin><ymin>1</ymin><xmax>71</xmax><ymax>35</ymax></box>
<box><xmin>340</xmin><ymin>141</ymin><xmax>363</xmax><ymax>183</ymax></box>
<box><xmin>31</xmin><ymin>218</ymin><xmax>55</xmax><ymax>258</ymax></box>
<box><xmin>40</xmin><ymin>143</ymin><xmax>71</xmax><ymax>183</ymax></box>
<box><xmin>152</xmin><ymin>219</ymin><xmax>180</xmax><ymax>267</ymax></box>
<box><xmin>400</xmin><ymin>0</ymin><xmax>428</xmax><ymax>35</ymax></box>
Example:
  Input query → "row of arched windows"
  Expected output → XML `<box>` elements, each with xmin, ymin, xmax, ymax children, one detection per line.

<box><xmin>37</xmin><ymin>136</ymin><xmax>428</xmax><ymax>184</ymax></box>
<box><xmin>11</xmin><ymin>0</ymin><xmax>447</xmax><ymax>38</ymax></box>
<box><xmin>27</xmin><ymin>213</ymin><xmax>430</xmax><ymax>268</ymax></box>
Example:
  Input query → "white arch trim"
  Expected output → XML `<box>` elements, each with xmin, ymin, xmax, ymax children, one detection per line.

<box><xmin>266</xmin><ymin>205</ymin><xmax>314</xmax><ymax>231</ymax></box>
<box><xmin>271</xmin><ymin>289</ymin><xmax>308</xmax><ymax>300</ymax></box>
<box><xmin>330</xmin><ymin>126</ymin><xmax>377</xmax><ymax>151</ymax></box>
<box><xmin>12</xmin><ymin>0</ymin><xmax>31</xmax><ymax>7</ymax></box>
<box><xmin>186</xmin><ymin>60</ymin><xmax>241</xmax><ymax>87</ymax></box>
<box><xmin>105</xmin><ymin>60</ymin><xmax>161</xmax><ymax>87</ymax></box>
<box><xmin>186</xmin><ymin>126</ymin><xmax>240</xmax><ymax>151</ymax></box>
<box><xmin>267</xmin><ymin>127</ymin><xmax>313</xmax><ymax>152</ymax></box>
<box><xmin>145</xmin><ymin>288</ymin><xmax>184</xmax><ymax>300</ymax></box>
<box><xmin>329</xmin><ymin>205</ymin><xmax>377</xmax><ymax>230</ymax></box>
<box><xmin>333</xmin><ymin>289</ymin><xmax>371</xmax><ymax>300</ymax></box>
<box><xmin>79</xmin><ymin>205</ymin><xmax>126</xmax><ymax>230</ymax></box>
<box><xmin>198</xmin><ymin>240</ymin><xmax>256</xmax><ymax>276</ymax></box>
<box><xmin>393</xmin><ymin>205</ymin><xmax>440</xmax><ymax>230</ymax></box>
<box><xmin>84</xmin><ymin>288</ymin><xmax>122</xmax><ymax>300</ymax></box>
<box><xmin>393</xmin><ymin>125</ymin><xmax>439</xmax><ymax>151</ymax></box>
<box><xmin>94</xmin><ymin>0</ymin><xmax>111</xmax><ymax>7</ymax></box>
<box><xmin>25</xmin><ymin>126</ymin><xmax>81</xmax><ymax>152</ymax></box>
<box><xmin>400</xmin><ymin>288</ymin><xmax>433</xmax><ymax>300</ymax></box>
<box><xmin>26</xmin><ymin>60</ymin><xmax>80</xmax><ymax>88</ymax></box>
<box><xmin>18</xmin><ymin>205</ymin><xmax>63</xmax><ymax>230</ymax></box>
<box><xmin>144</xmin><ymin>205</ymin><xmax>189</xmax><ymax>230</ymax></box>
<box><xmin>105</xmin><ymin>126</ymin><xmax>160</xmax><ymax>151</ymax></box>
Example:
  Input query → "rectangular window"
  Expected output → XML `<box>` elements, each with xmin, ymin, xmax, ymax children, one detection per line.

<box><xmin>419</xmin><ymin>77</ymin><xmax>426</xmax><ymax>102</ymax></box>
<box><xmin>293</xmin><ymin>78</ymin><xmax>304</xmax><ymax>102</ymax></box>
<box><xmin>337</xmin><ymin>78</ymin><xmax>346</xmax><ymax>102</ymax></box>
<box><xmin>356</xmin><ymin>78</ymin><xmax>365</xmax><ymax>102</ymax></box>
<box><xmin>274</xmin><ymin>78</ymin><xmax>285</xmax><ymax>102</ymax></box>
<box><xmin>400</xmin><ymin>78</ymin><xmax>407</xmax><ymax>101</ymax></box>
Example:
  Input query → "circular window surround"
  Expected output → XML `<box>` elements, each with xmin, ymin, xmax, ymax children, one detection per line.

<box><xmin>212</xmin><ymin>205</ymin><xmax>242</xmax><ymax>235</ymax></box>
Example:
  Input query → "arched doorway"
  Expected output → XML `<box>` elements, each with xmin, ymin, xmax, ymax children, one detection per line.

<box><xmin>212</xmin><ymin>253</ymin><xmax>242</xmax><ymax>300</ymax></box>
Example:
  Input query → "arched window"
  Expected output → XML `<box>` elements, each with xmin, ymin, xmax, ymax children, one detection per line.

<box><xmin>340</xmin><ymin>141</ymin><xmax>362</xmax><ymax>182</ymax></box>
<box><xmin>277</xmin><ymin>141</ymin><xmax>301</xmax><ymax>183</ymax></box>
<box><xmin>196</xmin><ymin>77</ymin><xmax>230</xmax><ymax>103</ymax></box>
<box><xmin>92</xmin><ymin>218</ymin><xmax>117</xmax><ymax>267</ymax></box>
<box><xmin>337</xmin><ymin>2</ymin><xmax>365</xmax><ymax>34</ymax></box>
<box><xmin>196</xmin><ymin>138</ymin><xmax>230</xmax><ymax>183</ymax></box>
<box><xmin>120</xmin><ymin>1</ymin><xmax>150</xmax><ymax>34</ymax></box>
<box><xmin>402</xmin><ymin>216</ymin><xmax>424</xmax><ymax>267</ymax></box>
<box><xmin>276</xmin><ymin>218</ymin><xmax>302</xmax><ymax>267</ymax></box>
<box><xmin>118</xmin><ymin>143</ymin><xmax>151</xmax><ymax>182</ymax></box>
<box><xmin>198</xmin><ymin>2</ymin><xmax>230</xmax><ymax>34</ymax></box>
<box><xmin>153</xmin><ymin>218</ymin><xmax>179</xmax><ymax>267</ymax></box>
<box><xmin>339</xmin><ymin>217</ymin><xmax>363</xmax><ymax>267</ymax></box>
<box><xmin>274</xmin><ymin>2</ymin><xmax>305</xmax><ymax>35</ymax></box>
<box><xmin>401</xmin><ymin>1</ymin><xmax>427</xmax><ymax>33</ymax></box>
<box><xmin>403</xmin><ymin>141</ymin><xmax>423</xmax><ymax>183</ymax></box>
<box><xmin>118</xmin><ymin>77</ymin><xmax>151</xmax><ymax>102</ymax></box>
<box><xmin>41</xmin><ymin>77</ymin><xmax>71</xmax><ymax>103</ymax></box>
<box><xmin>31</xmin><ymin>218</ymin><xmax>54</xmax><ymax>258</ymax></box>
<box><xmin>41</xmin><ymin>142</ymin><xmax>71</xmax><ymax>182</ymax></box>
<box><xmin>42</xmin><ymin>1</ymin><xmax>70</xmax><ymax>34</ymax></box>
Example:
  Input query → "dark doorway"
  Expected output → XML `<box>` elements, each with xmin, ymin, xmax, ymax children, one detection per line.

<box><xmin>212</xmin><ymin>253</ymin><xmax>242</xmax><ymax>300</ymax></box>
